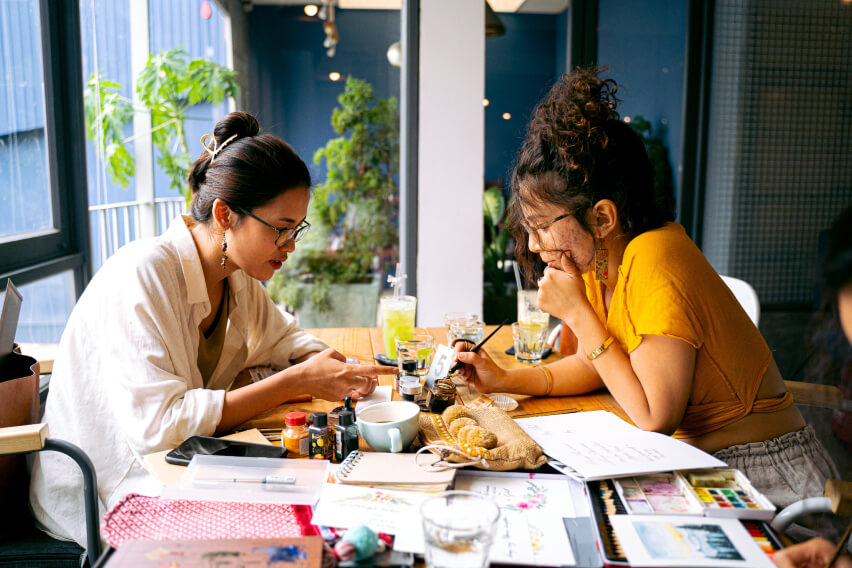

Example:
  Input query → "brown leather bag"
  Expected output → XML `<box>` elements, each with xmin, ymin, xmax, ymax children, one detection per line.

<box><xmin>0</xmin><ymin>347</ymin><xmax>40</xmax><ymax>536</ymax></box>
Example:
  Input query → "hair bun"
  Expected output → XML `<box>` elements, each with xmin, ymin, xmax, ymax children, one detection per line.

<box><xmin>214</xmin><ymin>111</ymin><xmax>260</xmax><ymax>143</ymax></box>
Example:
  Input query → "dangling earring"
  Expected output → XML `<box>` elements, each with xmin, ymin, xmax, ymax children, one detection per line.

<box><xmin>594</xmin><ymin>238</ymin><xmax>608</xmax><ymax>280</ymax></box>
<box><xmin>220</xmin><ymin>231</ymin><xmax>228</xmax><ymax>269</ymax></box>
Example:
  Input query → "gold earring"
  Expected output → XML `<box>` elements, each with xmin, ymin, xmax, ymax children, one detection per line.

<box><xmin>220</xmin><ymin>232</ymin><xmax>228</xmax><ymax>269</ymax></box>
<box><xmin>594</xmin><ymin>238</ymin><xmax>608</xmax><ymax>280</ymax></box>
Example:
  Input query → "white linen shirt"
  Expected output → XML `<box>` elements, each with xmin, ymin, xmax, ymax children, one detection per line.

<box><xmin>29</xmin><ymin>215</ymin><xmax>328</xmax><ymax>547</ymax></box>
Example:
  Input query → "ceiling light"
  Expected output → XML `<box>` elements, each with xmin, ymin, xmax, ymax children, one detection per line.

<box><xmin>483</xmin><ymin>98</ymin><xmax>490</xmax><ymax>107</ymax></box>
<box><xmin>502</xmin><ymin>112</ymin><xmax>511</xmax><ymax>120</ymax></box>
<box><xmin>623</xmin><ymin>116</ymin><xmax>631</xmax><ymax>123</ymax></box>
<box><xmin>304</xmin><ymin>4</ymin><xmax>319</xmax><ymax>16</ymax></box>
<box><xmin>329</xmin><ymin>72</ymin><xmax>341</xmax><ymax>81</ymax></box>
<box><xmin>387</xmin><ymin>41</ymin><xmax>401</xmax><ymax>67</ymax></box>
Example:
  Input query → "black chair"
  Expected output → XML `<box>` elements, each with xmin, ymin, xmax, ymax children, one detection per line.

<box><xmin>0</xmin><ymin>349</ymin><xmax>102</xmax><ymax>567</ymax></box>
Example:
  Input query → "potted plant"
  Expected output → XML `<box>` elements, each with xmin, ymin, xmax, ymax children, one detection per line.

<box><xmin>267</xmin><ymin>77</ymin><xmax>399</xmax><ymax>328</ymax></box>
<box><xmin>482</xmin><ymin>182</ymin><xmax>516</xmax><ymax>324</ymax></box>
<box><xmin>83</xmin><ymin>47</ymin><xmax>239</xmax><ymax>203</ymax></box>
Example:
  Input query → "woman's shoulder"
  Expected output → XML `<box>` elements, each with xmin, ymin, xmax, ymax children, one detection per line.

<box><xmin>624</xmin><ymin>223</ymin><xmax>704</xmax><ymax>268</ymax></box>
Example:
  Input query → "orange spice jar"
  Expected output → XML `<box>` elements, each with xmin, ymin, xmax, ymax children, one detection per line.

<box><xmin>283</xmin><ymin>411</ymin><xmax>309</xmax><ymax>457</ymax></box>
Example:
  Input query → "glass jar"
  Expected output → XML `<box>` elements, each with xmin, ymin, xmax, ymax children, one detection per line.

<box><xmin>428</xmin><ymin>376</ymin><xmax>457</xmax><ymax>414</ymax></box>
<box><xmin>283</xmin><ymin>411</ymin><xmax>309</xmax><ymax>457</ymax></box>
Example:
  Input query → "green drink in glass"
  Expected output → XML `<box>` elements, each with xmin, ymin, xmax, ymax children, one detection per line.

<box><xmin>380</xmin><ymin>295</ymin><xmax>416</xmax><ymax>359</ymax></box>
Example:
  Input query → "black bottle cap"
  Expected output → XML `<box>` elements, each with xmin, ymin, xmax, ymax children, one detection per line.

<box><xmin>344</xmin><ymin>396</ymin><xmax>354</xmax><ymax>411</ymax></box>
<box><xmin>311</xmin><ymin>412</ymin><xmax>328</xmax><ymax>427</ymax></box>
<box><xmin>338</xmin><ymin>410</ymin><xmax>354</xmax><ymax>426</ymax></box>
<box><xmin>402</xmin><ymin>360</ymin><xmax>417</xmax><ymax>372</ymax></box>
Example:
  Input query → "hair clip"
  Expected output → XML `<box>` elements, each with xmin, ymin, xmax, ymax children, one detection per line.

<box><xmin>200</xmin><ymin>132</ymin><xmax>239</xmax><ymax>163</ymax></box>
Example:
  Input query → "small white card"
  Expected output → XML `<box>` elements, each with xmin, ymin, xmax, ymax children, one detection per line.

<box><xmin>311</xmin><ymin>482</ymin><xmax>429</xmax><ymax>536</ymax></box>
<box><xmin>354</xmin><ymin>385</ymin><xmax>392</xmax><ymax>411</ymax></box>
<box><xmin>608</xmin><ymin>515</ymin><xmax>774</xmax><ymax>567</ymax></box>
<box><xmin>424</xmin><ymin>344</ymin><xmax>455</xmax><ymax>389</ymax></box>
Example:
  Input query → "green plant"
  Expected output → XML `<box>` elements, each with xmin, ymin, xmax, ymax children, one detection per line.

<box><xmin>483</xmin><ymin>183</ymin><xmax>511</xmax><ymax>298</ymax></box>
<box><xmin>629</xmin><ymin>115</ymin><xmax>675</xmax><ymax>212</ymax></box>
<box><xmin>267</xmin><ymin>77</ymin><xmax>399</xmax><ymax>313</ymax></box>
<box><xmin>83</xmin><ymin>47</ymin><xmax>239</xmax><ymax>202</ymax></box>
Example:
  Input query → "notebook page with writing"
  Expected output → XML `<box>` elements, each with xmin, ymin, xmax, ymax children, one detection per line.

<box><xmin>333</xmin><ymin>450</ymin><xmax>455</xmax><ymax>487</ymax></box>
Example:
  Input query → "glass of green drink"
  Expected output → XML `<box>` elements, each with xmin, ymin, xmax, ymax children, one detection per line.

<box><xmin>380</xmin><ymin>295</ymin><xmax>416</xmax><ymax>358</ymax></box>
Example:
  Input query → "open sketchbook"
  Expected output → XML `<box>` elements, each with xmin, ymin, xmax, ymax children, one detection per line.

<box><xmin>516</xmin><ymin>411</ymin><xmax>725</xmax><ymax>481</ymax></box>
<box><xmin>332</xmin><ymin>450</ymin><xmax>455</xmax><ymax>492</ymax></box>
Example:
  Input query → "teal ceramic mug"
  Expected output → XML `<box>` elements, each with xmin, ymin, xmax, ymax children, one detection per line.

<box><xmin>357</xmin><ymin>401</ymin><xmax>420</xmax><ymax>452</ymax></box>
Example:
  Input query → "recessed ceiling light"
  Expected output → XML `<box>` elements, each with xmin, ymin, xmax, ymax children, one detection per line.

<box><xmin>624</xmin><ymin>116</ymin><xmax>631</xmax><ymax>123</ymax></box>
<box><xmin>304</xmin><ymin>4</ymin><xmax>319</xmax><ymax>16</ymax></box>
<box><xmin>483</xmin><ymin>98</ymin><xmax>490</xmax><ymax>107</ymax></box>
<box><xmin>329</xmin><ymin>72</ymin><xmax>341</xmax><ymax>81</ymax></box>
<box><xmin>502</xmin><ymin>112</ymin><xmax>511</xmax><ymax>120</ymax></box>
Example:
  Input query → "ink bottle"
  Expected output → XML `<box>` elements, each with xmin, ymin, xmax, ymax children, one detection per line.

<box><xmin>334</xmin><ymin>410</ymin><xmax>359</xmax><ymax>462</ymax></box>
<box><xmin>309</xmin><ymin>412</ymin><xmax>333</xmax><ymax>460</ymax></box>
<box><xmin>344</xmin><ymin>396</ymin><xmax>356</xmax><ymax>421</ymax></box>
<box><xmin>400</xmin><ymin>380</ymin><xmax>422</xmax><ymax>402</ymax></box>
<box><xmin>396</xmin><ymin>359</ymin><xmax>418</xmax><ymax>394</ymax></box>
<box><xmin>428</xmin><ymin>376</ymin><xmax>457</xmax><ymax>414</ymax></box>
<box><xmin>283</xmin><ymin>411</ymin><xmax>309</xmax><ymax>457</ymax></box>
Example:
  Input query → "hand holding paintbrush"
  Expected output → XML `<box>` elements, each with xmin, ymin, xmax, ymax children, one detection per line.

<box><xmin>447</xmin><ymin>319</ymin><xmax>509</xmax><ymax>392</ymax></box>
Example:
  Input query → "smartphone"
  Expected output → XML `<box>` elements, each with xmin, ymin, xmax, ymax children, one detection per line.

<box><xmin>164</xmin><ymin>436</ymin><xmax>286</xmax><ymax>465</ymax></box>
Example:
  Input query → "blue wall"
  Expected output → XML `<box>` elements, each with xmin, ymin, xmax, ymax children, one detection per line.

<box><xmin>485</xmin><ymin>14</ymin><xmax>560</xmax><ymax>185</ymax></box>
<box><xmin>247</xmin><ymin>7</ymin><xmax>401</xmax><ymax>182</ymax></box>
<box><xmin>597</xmin><ymin>0</ymin><xmax>687</xmax><ymax>203</ymax></box>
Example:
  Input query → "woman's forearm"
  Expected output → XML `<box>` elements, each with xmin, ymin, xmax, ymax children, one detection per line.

<box><xmin>215</xmin><ymin>365</ymin><xmax>304</xmax><ymax>435</ymax></box>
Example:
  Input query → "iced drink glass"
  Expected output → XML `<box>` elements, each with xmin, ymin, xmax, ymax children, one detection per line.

<box><xmin>381</xmin><ymin>295</ymin><xmax>416</xmax><ymax>359</ymax></box>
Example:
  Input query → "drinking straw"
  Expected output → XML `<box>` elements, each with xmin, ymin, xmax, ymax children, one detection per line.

<box><xmin>387</xmin><ymin>262</ymin><xmax>406</xmax><ymax>299</ymax></box>
<box><xmin>513</xmin><ymin>260</ymin><xmax>523</xmax><ymax>291</ymax></box>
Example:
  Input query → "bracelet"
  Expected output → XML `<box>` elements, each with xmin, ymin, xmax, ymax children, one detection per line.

<box><xmin>540</xmin><ymin>366</ymin><xmax>554</xmax><ymax>396</ymax></box>
<box><xmin>451</xmin><ymin>338</ymin><xmax>476</xmax><ymax>348</ymax></box>
<box><xmin>587</xmin><ymin>336</ymin><xmax>615</xmax><ymax>360</ymax></box>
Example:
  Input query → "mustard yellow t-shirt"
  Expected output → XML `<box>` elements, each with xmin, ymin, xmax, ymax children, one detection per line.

<box><xmin>583</xmin><ymin>222</ymin><xmax>791</xmax><ymax>438</ymax></box>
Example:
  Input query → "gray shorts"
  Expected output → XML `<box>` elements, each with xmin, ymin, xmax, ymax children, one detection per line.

<box><xmin>712</xmin><ymin>424</ymin><xmax>840</xmax><ymax>509</ymax></box>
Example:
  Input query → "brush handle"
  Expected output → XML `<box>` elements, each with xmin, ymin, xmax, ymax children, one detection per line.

<box><xmin>448</xmin><ymin>318</ymin><xmax>509</xmax><ymax>374</ymax></box>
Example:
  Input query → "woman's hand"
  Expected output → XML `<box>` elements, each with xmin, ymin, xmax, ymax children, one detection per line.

<box><xmin>452</xmin><ymin>342</ymin><xmax>508</xmax><ymax>394</ymax></box>
<box><xmin>537</xmin><ymin>251</ymin><xmax>592</xmax><ymax>325</ymax></box>
<box><xmin>292</xmin><ymin>348</ymin><xmax>393</xmax><ymax>401</ymax></box>
<box><xmin>772</xmin><ymin>537</ymin><xmax>851</xmax><ymax>568</ymax></box>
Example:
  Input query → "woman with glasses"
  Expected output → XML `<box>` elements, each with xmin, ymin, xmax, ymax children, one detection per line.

<box><xmin>453</xmin><ymin>69</ymin><xmax>838</xmax><ymax>509</ymax></box>
<box><xmin>30</xmin><ymin>111</ymin><xmax>395</xmax><ymax>548</ymax></box>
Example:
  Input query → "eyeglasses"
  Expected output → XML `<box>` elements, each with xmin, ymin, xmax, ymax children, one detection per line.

<box><xmin>523</xmin><ymin>213</ymin><xmax>572</xmax><ymax>236</ymax></box>
<box><xmin>235</xmin><ymin>207</ymin><xmax>311</xmax><ymax>246</ymax></box>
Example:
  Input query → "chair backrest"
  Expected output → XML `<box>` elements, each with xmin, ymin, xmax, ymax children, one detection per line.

<box><xmin>720</xmin><ymin>275</ymin><xmax>761</xmax><ymax>326</ymax></box>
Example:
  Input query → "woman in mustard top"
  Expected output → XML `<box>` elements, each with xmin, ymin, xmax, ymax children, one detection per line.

<box><xmin>455</xmin><ymin>68</ymin><xmax>839</xmax><ymax>508</ymax></box>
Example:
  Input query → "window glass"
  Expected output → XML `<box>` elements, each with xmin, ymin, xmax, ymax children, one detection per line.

<box><xmin>0</xmin><ymin>0</ymin><xmax>52</xmax><ymax>241</ymax></box>
<box><xmin>9</xmin><ymin>272</ymin><xmax>76</xmax><ymax>343</ymax></box>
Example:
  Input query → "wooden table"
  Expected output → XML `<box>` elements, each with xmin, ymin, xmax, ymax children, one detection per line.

<box><xmin>238</xmin><ymin>325</ymin><xmax>627</xmax><ymax>431</ymax></box>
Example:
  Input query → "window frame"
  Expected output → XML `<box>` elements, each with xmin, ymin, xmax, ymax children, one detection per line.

<box><xmin>0</xmin><ymin>0</ymin><xmax>91</xmax><ymax>296</ymax></box>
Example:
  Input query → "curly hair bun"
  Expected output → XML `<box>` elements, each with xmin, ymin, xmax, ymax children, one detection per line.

<box><xmin>215</xmin><ymin>111</ymin><xmax>260</xmax><ymax>142</ymax></box>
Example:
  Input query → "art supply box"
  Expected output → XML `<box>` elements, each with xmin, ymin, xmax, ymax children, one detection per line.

<box><xmin>586</xmin><ymin>469</ymin><xmax>782</xmax><ymax>567</ymax></box>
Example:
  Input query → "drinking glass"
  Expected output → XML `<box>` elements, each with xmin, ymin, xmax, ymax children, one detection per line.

<box><xmin>447</xmin><ymin>319</ymin><xmax>484</xmax><ymax>346</ymax></box>
<box><xmin>381</xmin><ymin>295</ymin><xmax>416</xmax><ymax>358</ymax></box>
<box><xmin>395</xmin><ymin>333</ymin><xmax>435</xmax><ymax>378</ymax></box>
<box><xmin>512</xmin><ymin>321</ymin><xmax>549</xmax><ymax>364</ymax></box>
<box><xmin>420</xmin><ymin>490</ymin><xmax>500</xmax><ymax>568</ymax></box>
<box><xmin>443</xmin><ymin>312</ymin><xmax>478</xmax><ymax>332</ymax></box>
<box><xmin>517</xmin><ymin>289</ymin><xmax>549</xmax><ymax>328</ymax></box>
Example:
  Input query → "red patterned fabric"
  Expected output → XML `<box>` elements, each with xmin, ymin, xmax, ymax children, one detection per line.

<box><xmin>101</xmin><ymin>493</ymin><xmax>319</xmax><ymax>547</ymax></box>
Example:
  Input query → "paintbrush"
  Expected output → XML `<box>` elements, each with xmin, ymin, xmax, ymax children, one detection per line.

<box><xmin>448</xmin><ymin>318</ymin><xmax>509</xmax><ymax>375</ymax></box>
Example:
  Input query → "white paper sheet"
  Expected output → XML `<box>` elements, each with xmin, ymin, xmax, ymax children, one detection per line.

<box><xmin>608</xmin><ymin>514</ymin><xmax>774</xmax><ymax>567</ymax></box>
<box><xmin>354</xmin><ymin>385</ymin><xmax>392</xmax><ymax>411</ymax></box>
<box><xmin>516</xmin><ymin>411</ymin><xmax>725</xmax><ymax>481</ymax></box>
<box><xmin>310</xmin><ymin>482</ymin><xmax>429</xmax><ymax>536</ymax></box>
<box><xmin>393</xmin><ymin>472</ymin><xmax>581</xmax><ymax>566</ymax></box>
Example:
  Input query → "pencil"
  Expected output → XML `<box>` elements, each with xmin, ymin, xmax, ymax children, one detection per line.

<box><xmin>825</xmin><ymin>519</ymin><xmax>852</xmax><ymax>568</ymax></box>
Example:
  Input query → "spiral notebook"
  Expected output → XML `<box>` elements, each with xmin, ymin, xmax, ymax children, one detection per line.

<box><xmin>333</xmin><ymin>451</ymin><xmax>455</xmax><ymax>491</ymax></box>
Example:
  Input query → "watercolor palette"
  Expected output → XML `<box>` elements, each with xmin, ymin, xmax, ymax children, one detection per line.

<box><xmin>681</xmin><ymin>469</ymin><xmax>776</xmax><ymax>521</ymax></box>
<box><xmin>614</xmin><ymin>473</ymin><xmax>701</xmax><ymax>515</ymax></box>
